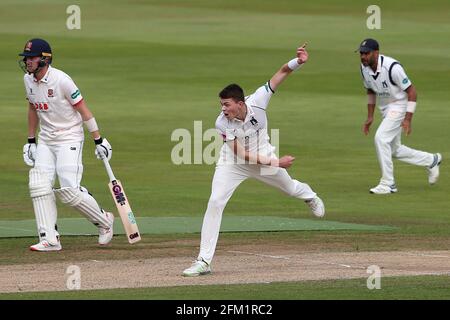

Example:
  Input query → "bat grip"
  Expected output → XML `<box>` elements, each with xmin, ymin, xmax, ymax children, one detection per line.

<box><xmin>102</xmin><ymin>157</ymin><xmax>117</xmax><ymax>182</ymax></box>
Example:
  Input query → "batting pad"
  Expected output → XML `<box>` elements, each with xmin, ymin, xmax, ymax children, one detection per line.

<box><xmin>54</xmin><ymin>187</ymin><xmax>110</xmax><ymax>229</ymax></box>
<box><xmin>29</xmin><ymin>169</ymin><xmax>58</xmax><ymax>244</ymax></box>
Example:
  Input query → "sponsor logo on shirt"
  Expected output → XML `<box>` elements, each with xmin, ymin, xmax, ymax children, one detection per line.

<box><xmin>402</xmin><ymin>78</ymin><xmax>409</xmax><ymax>84</ymax></box>
<box><xmin>33</xmin><ymin>102</ymin><xmax>49</xmax><ymax>111</ymax></box>
<box><xmin>71</xmin><ymin>89</ymin><xmax>81</xmax><ymax>100</ymax></box>
<box><xmin>48</xmin><ymin>89</ymin><xmax>54</xmax><ymax>97</ymax></box>
<box><xmin>382</xmin><ymin>81</ymin><xmax>388</xmax><ymax>88</ymax></box>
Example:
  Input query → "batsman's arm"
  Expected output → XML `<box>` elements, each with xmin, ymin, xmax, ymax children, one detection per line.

<box><xmin>226</xmin><ymin>139</ymin><xmax>295</xmax><ymax>168</ymax></box>
<box><xmin>270</xmin><ymin>43</ymin><xmax>308</xmax><ymax>91</ymax></box>
<box><xmin>74</xmin><ymin>100</ymin><xmax>101</xmax><ymax>140</ymax></box>
<box><xmin>28</xmin><ymin>103</ymin><xmax>39</xmax><ymax>138</ymax></box>
<box><xmin>75</xmin><ymin>100</ymin><xmax>112</xmax><ymax>159</ymax></box>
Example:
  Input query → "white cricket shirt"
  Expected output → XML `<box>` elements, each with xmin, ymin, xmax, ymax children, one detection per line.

<box><xmin>24</xmin><ymin>66</ymin><xmax>84</xmax><ymax>145</ymax></box>
<box><xmin>360</xmin><ymin>54</ymin><xmax>412</xmax><ymax>113</ymax></box>
<box><xmin>216</xmin><ymin>82</ymin><xmax>276</xmax><ymax>164</ymax></box>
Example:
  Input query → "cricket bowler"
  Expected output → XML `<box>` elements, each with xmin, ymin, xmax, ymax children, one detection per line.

<box><xmin>183</xmin><ymin>43</ymin><xmax>325</xmax><ymax>277</ymax></box>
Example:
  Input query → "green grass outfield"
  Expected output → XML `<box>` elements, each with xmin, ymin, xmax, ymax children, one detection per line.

<box><xmin>0</xmin><ymin>0</ymin><xmax>449</xmax><ymax>299</ymax></box>
<box><xmin>1</xmin><ymin>275</ymin><xmax>449</xmax><ymax>300</ymax></box>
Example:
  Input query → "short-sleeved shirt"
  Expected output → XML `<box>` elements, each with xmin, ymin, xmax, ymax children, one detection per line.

<box><xmin>24</xmin><ymin>66</ymin><xmax>84</xmax><ymax>145</ymax></box>
<box><xmin>360</xmin><ymin>54</ymin><xmax>412</xmax><ymax>113</ymax></box>
<box><xmin>216</xmin><ymin>82</ymin><xmax>276</xmax><ymax>164</ymax></box>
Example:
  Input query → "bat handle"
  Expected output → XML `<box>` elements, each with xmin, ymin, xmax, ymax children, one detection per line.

<box><xmin>101</xmin><ymin>157</ymin><xmax>117</xmax><ymax>182</ymax></box>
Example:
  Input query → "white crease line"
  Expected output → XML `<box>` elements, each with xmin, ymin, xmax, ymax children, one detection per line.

<box><xmin>378</xmin><ymin>270</ymin><xmax>450</xmax><ymax>276</ymax></box>
<box><xmin>228</xmin><ymin>250</ymin><xmax>450</xmax><ymax>272</ymax></box>
<box><xmin>303</xmin><ymin>259</ymin><xmax>368</xmax><ymax>270</ymax></box>
<box><xmin>0</xmin><ymin>226</ymin><xmax>35</xmax><ymax>233</ymax></box>
<box><xmin>389</xmin><ymin>269</ymin><xmax>450</xmax><ymax>274</ymax></box>
<box><xmin>0</xmin><ymin>224</ymin><xmax>94</xmax><ymax>237</ymax></box>
<box><xmin>403</xmin><ymin>252</ymin><xmax>449</xmax><ymax>258</ymax></box>
<box><xmin>322</xmin><ymin>262</ymin><xmax>355</xmax><ymax>269</ymax></box>
<box><xmin>227</xmin><ymin>250</ymin><xmax>291</xmax><ymax>260</ymax></box>
<box><xmin>228</xmin><ymin>251</ymin><xmax>365</xmax><ymax>269</ymax></box>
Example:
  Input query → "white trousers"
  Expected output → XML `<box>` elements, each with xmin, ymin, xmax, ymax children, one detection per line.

<box><xmin>374</xmin><ymin>110</ymin><xmax>434</xmax><ymax>186</ymax></box>
<box><xmin>31</xmin><ymin>142</ymin><xmax>108</xmax><ymax>240</ymax></box>
<box><xmin>198</xmin><ymin>164</ymin><xmax>317</xmax><ymax>264</ymax></box>
<box><xmin>35</xmin><ymin>142</ymin><xmax>84</xmax><ymax>188</ymax></box>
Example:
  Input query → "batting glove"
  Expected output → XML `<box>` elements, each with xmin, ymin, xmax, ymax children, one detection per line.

<box><xmin>23</xmin><ymin>137</ymin><xmax>37</xmax><ymax>167</ymax></box>
<box><xmin>94</xmin><ymin>137</ymin><xmax>112</xmax><ymax>161</ymax></box>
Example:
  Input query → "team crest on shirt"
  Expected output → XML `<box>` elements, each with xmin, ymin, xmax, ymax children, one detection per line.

<box><xmin>24</xmin><ymin>41</ymin><xmax>32</xmax><ymax>52</ymax></box>
<box><xmin>48</xmin><ymin>89</ymin><xmax>54</xmax><ymax>97</ymax></box>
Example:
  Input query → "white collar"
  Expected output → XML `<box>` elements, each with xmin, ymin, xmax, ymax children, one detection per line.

<box><xmin>230</xmin><ymin>104</ymin><xmax>255</xmax><ymax>124</ymax></box>
<box><xmin>33</xmin><ymin>65</ymin><xmax>52</xmax><ymax>83</ymax></box>
<box><xmin>366</xmin><ymin>55</ymin><xmax>382</xmax><ymax>76</ymax></box>
<box><xmin>243</xmin><ymin>104</ymin><xmax>255</xmax><ymax>123</ymax></box>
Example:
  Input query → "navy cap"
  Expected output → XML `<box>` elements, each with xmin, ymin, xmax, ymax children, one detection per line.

<box><xmin>356</xmin><ymin>38</ymin><xmax>379</xmax><ymax>53</ymax></box>
<box><xmin>19</xmin><ymin>38</ymin><xmax>52</xmax><ymax>58</ymax></box>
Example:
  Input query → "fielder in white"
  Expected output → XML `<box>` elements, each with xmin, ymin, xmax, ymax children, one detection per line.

<box><xmin>183</xmin><ymin>43</ymin><xmax>325</xmax><ymax>277</ymax></box>
<box><xmin>20</xmin><ymin>38</ymin><xmax>114</xmax><ymax>251</ymax></box>
<box><xmin>358</xmin><ymin>38</ymin><xmax>442</xmax><ymax>194</ymax></box>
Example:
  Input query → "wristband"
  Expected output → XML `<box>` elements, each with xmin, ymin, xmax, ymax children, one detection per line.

<box><xmin>287</xmin><ymin>58</ymin><xmax>303</xmax><ymax>71</ymax></box>
<box><xmin>84</xmin><ymin>117</ymin><xmax>99</xmax><ymax>133</ymax></box>
<box><xmin>27</xmin><ymin>137</ymin><xmax>36</xmax><ymax>144</ymax></box>
<box><xmin>406</xmin><ymin>101</ymin><xmax>417</xmax><ymax>113</ymax></box>
<box><xmin>94</xmin><ymin>137</ymin><xmax>103</xmax><ymax>145</ymax></box>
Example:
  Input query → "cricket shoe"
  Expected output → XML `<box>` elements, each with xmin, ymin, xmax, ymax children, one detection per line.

<box><xmin>182</xmin><ymin>259</ymin><xmax>211</xmax><ymax>277</ymax></box>
<box><xmin>98</xmin><ymin>211</ymin><xmax>114</xmax><ymax>245</ymax></box>
<box><xmin>427</xmin><ymin>153</ymin><xmax>442</xmax><ymax>185</ymax></box>
<box><xmin>305</xmin><ymin>196</ymin><xmax>325</xmax><ymax>218</ymax></box>
<box><xmin>30</xmin><ymin>239</ymin><xmax>62</xmax><ymax>252</ymax></box>
<box><xmin>369</xmin><ymin>184</ymin><xmax>398</xmax><ymax>194</ymax></box>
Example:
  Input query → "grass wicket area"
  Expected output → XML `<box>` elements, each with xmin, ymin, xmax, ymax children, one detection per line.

<box><xmin>0</xmin><ymin>0</ymin><xmax>449</xmax><ymax>300</ymax></box>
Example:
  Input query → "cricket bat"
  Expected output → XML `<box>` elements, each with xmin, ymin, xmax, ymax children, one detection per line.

<box><xmin>101</xmin><ymin>157</ymin><xmax>141</xmax><ymax>244</ymax></box>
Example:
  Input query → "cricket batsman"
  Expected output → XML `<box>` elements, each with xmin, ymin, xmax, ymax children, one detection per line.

<box><xmin>183</xmin><ymin>43</ymin><xmax>325</xmax><ymax>276</ymax></box>
<box><xmin>20</xmin><ymin>38</ymin><xmax>114</xmax><ymax>251</ymax></box>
